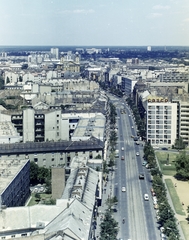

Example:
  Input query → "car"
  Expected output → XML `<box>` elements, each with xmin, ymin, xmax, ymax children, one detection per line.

<box><xmin>144</xmin><ymin>194</ymin><xmax>149</xmax><ymax>201</ymax></box>
<box><xmin>142</xmin><ymin>161</ymin><xmax>147</xmax><ymax>166</ymax></box>
<box><xmin>139</xmin><ymin>173</ymin><xmax>144</xmax><ymax>179</ymax></box>
<box><xmin>135</xmin><ymin>141</ymin><xmax>140</xmax><ymax>145</ymax></box>
<box><xmin>153</xmin><ymin>196</ymin><xmax>157</xmax><ymax>201</ymax></box>
<box><xmin>160</xmin><ymin>233</ymin><xmax>168</xmax><ymax>239</ymax></box>
<box><xmin>121</xmin><ymin>156</ymin><xmax>125</xmax><ymax>160</ymax></box>
<box><xmin>136</xmin><ymin>152</ymin><xmax>139</xmax><ymax>156</ymax></box>
<box><xmin>162</xmin><ymin>147</ymin><xmax>168</xmax><ymax>150</ymax></box>
<box><xmin>160</xmin><ymin>227</ymin><xmax>165</xmax><ymax>233</ymax></box>
<box><xmin>121</xmin><ymin>147</ymin><xmax>124</xmax><ymax>151</ymax></box>
<box><xmin>154</xmin><ymin>204</ymin><xmax>159</xmax><ymax>209</ymax></box>
<box><xmin>122</xmin><ymin>187</ymin><xmax>126</xmax><ymax>192</ymax></box>
<box><xmin>131</xmin><ymin>126</ymin><xmax>134</xmax><ymax>128</ymax></box>
<box><xmin>129</xmin><ymin>114</ymin><xmax>131</xmax><ymax>116</ymax></box>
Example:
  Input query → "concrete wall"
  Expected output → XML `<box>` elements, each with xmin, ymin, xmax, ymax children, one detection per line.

<box><xmin>52</xmin><ymin>167</ymin><xmax>66</xmax><ymax>199</ymax></box>
<box><xmin>23</xmin><ymin>109</ymin><xmax>35</xmax><ymax>142</ymax></box>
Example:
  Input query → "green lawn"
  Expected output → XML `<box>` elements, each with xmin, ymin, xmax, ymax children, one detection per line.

<box><xmin>156</xmin><ymin>151</ymin><xmax>178</xmax><ymax>176</ymax></box>
<box><xmin>180</xmin><ymin>221</ymin><xmax>189</xmax><ymax>240</ymax></box>
<box><xmin>164</xmin><ymin>179</ymin><xmax>185</xmax><ymax>216</ymax></box>
<box><xmin>27</xmin><ymin>193</ymin><xmax>53</xmax><ymax>206</ymax></box>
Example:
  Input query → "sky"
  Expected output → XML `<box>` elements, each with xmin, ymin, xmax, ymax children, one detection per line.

<box><xmin>0</xmin><ymin>0</ymin><xmax>189</xmax><ymax>46</ymax></box>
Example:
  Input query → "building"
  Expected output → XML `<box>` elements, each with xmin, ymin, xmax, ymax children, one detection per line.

<box><xmin>0</xmin><ymin>165</ymin><xmax>100</xmax><ymax>240</ymax></box>
<box><xmin>121</xmin><ymin>75</ymin><xmax>138</xmax><ymax>95</ymax></box>
<box><xmin>0</xmin><ymin>137</ymin><xmax>104</xmax><ymax>168</ymax></box>
<box><xmin>50</xmin><ymin>48</ymin><xmax>59</xmax><ymax>59</ymax></box>
<box><xmin>0</xmin><ymin>158</ymin><xmax>30</xmax><ymax>208</ymax></box>
<box><xmin>145</xmin><ymin>96</ymin><xmax>177</xmax><ymax>146</ymax></box>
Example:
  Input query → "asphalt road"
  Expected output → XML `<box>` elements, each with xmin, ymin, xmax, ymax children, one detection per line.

<box><xmin>109</xmin><ymin>95</ymin><xmax>160</xmax><ymax>240</ymax></box>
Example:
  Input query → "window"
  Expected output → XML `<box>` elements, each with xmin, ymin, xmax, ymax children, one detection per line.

<box><xmin>57</xmin><ymin>132</ymin><xmax>59</xmax><ymax>136</ymax></box>
<box><xmin>34</xmin><ymin>158</ymin><xmax>38</xmax><ymax>163</ymax></box>
<box><xmin>52</xmin><ymin>158</ymin><xmax>54</xmax><ymax>161</ymax></box>
<box><xmin>57</xmin><ymin>120</ymin><xmax>59</xmax><ymax>124</ymax></box>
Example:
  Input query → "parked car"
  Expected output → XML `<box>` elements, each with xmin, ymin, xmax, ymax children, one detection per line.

<box><xmin>121</xmin><ymin>156</ymin><xmax>125</xmax><ymax>160</ymax></box>
<box><xmin>142</xmin><ymin>161</ymin><xmax>147</xmax><ymax>166</ymax></box>
<box><xmin>136</xmin><ymin>152</ymin><xmax>139</xmax><ymax>156</ymax></box>
<box><xmin>122</xmin><ymin>187</ymin><xmax>126</xmax><ymax>192</ymax></box>
<box><xmin>162</xmin><ymin>147</ymin><xmax>168</xmax><ymax>150</ymax></box>
<box><xmin>144</xmin><ymin>194</ymin><xmax>149</xmax><ymax>201</ymax></box>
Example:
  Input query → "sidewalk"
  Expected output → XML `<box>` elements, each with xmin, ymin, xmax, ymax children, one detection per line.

<box><xmin>95</xmin><ymin>170</ymin><xmax>115</xmax><ymax>239</ymax></box>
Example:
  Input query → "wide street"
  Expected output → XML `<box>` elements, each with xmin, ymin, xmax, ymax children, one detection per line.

<box><xmin>110</xmin><ymin>95</ymin><xmax>160</xmax><ymax>240</ymax></box>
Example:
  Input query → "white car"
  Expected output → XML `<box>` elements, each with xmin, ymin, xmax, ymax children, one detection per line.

<box><xmin>131</xmin><ymin>126</ymin><xmax>134</xmax><ymax>128</ymax></box>
<box><xmin>122</xmin><ymin>187</ymin><xmax>126</xmax><ymax>192</ymax></box>
<box><xmin>121</xmin><ymin>147</ymin><xmax>124</xmax><ymax>151</ymax></box>
<box><xmin>136</xmin><ymin>152</ymin><xmax>139</xmax><ymax>156</ymax></box>
<box><xmin>144</xmin><ymin>194</ymin><xmax>149</xmax><ymax>201</ymax></box>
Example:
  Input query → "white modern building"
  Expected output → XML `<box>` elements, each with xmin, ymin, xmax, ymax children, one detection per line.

<box><xmin>121</xmin><ymin>75</ymin><xmax>138</xmax><ymax>95</ymax></box>
<box><xmin>146</xmin><ymin>96</ymin><xmax>177</xmax><ymax>146</ymax></box>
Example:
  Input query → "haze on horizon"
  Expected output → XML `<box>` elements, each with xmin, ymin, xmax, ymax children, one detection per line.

<box><xmin>0</xmin><ymin>0</ymin><xmax>189</xmax><ymax>46</ymax></box>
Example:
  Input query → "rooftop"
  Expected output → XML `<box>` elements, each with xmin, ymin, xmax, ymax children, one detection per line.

<box><xmin>0</xmin><ymin>158</ymin><xmax>29</xmax><ymax>194</ymax></box>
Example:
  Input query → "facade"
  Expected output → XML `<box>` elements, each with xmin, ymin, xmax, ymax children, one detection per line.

<box><xmin>0</xmin><ymin>166</ymin><xmax>100</xmax><ymax>240</ymax></box>
<box><xmin>0</xmin><ymin>158</ymin><xmax>30</xmax><ymax>208</ymax></box>
<box><xmin>146</xmin><ymin>96</ymin><xmax>177</xmax><ymax>146</ymax></box>
<box><xmin>172</xmin><ymin>99</ymin><xmax>189</xmax><ymax>145</ymax></box>
<box><xmin>50</xmin><ymin>48</ymin><xmax>59</xmax><ymax>59</ymax></box>
<box><xmin>121</xmin><ymin>75</ymin><xmax>138</xmax><ymax>95</ymax></box>
<box><xmin>0</xmin><ymin>138</ymin><xmax>104</xmax><ymax>168</ymax></box>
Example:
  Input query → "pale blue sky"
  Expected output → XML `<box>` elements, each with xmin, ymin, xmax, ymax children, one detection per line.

<box><xmin>0</xmin><ymin>0</ymin><xmax>189</xmax><ymax>46</ymax></box>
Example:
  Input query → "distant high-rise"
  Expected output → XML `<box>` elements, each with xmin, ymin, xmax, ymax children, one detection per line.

<box><xmin>50</xmin><ymin>48</ymin><xmax>59</xmax><ymax>59</ymax></box>
<box><xmin>147</xmin><ymin>46</ymin><xmax>151</xmax><ymax>51</ymax></box>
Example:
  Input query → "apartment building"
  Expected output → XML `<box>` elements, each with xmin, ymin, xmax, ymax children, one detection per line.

<box><xmin>0</xmin><ymin>165</ymin><xmax>99</xmax><ymax>240</ymax></box>
<box><xmin>0</xmin><ymin>158</ymin><xmax>30</xmax><ymax>208</ymax></box>
<box><xmin>146</xmin><ymin>96</ymin><xmax>177</xmax><ymax>146</ymax></box>
<box><xmin>121</xmin><ymin>75</ymin><xmax>138</xmax><ymax>95</ymax></box>
<box><xmin>0</xmin><ymin>137</ymin><xmax>104</xmax><ymax>168</ymax></box>
<box><xmin>172</xmin><ymin>99</ymin><xmax>189</xmax><ymax>145</ymax></box>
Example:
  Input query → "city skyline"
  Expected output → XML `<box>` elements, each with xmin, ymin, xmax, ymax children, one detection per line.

<box><xmin>0</xmin><ymin>0</ymin><xmax>189</xmax><ymax>46</ymax></box>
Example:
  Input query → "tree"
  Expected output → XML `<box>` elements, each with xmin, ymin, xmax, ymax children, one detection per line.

<box><xmin>187</xmin><ymin>206</ymin><xmax>189</xmax><ymax>223</ymax></box>
<box><xmin>100</xmin><ymin>209</ymin><xmax>118</xmax><ymax>240</ymax></box>
<box><xmin>30</xmin><ymin>161</ymin><xmax>39</xmax><ymax>185</ymax></box>
<box><xmin>38</xmin><ymin>166</ymin><xmax>50</xmax><ymax>184</ymax></box>
<box><xmin>175</xmin><ymin>151</ymin><xmax>189</xmax><ymax>180</ymax></box>
<box><xmin>105</xmin><ymin>196</ymin><xmax>118</xmax><ymax>209</ymax></box>
<box><xmin>174</xmin><ymin>137</ymin><xmax>185</xmax><ymax>150</ymax></box>
<box><xmin>30</xmin><ymin>161</ymin><xmax>51</xmax><ymax>185</ymax></box>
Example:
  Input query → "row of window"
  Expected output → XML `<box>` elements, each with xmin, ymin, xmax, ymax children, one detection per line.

<box><xmin>148</xmin><ymin>106</ymin><xmax>171</xmax><ymax>110</ymax></box>
<box><xmin>148</xmin><ymin>135</ymin><xmax>171</xmax><ymax>139</ymax></box>
<box><xmin>149</xmin><ymin>139</ymin><xmax>172</xmax><ymax>144</ymax></box>
<box><xmin>148</xmin><ymin>125</ymin><xmax>171</xmax><ymax>129</ymax></box>
<box><xmin>148</xmin><ymin>111</ymin><xmax>171</xmax><ymax>115</ymax></box>
<box><xmin>148</xmin><ymin>120</ymin><xmax>172</xmax><ymax>124</ymax></box>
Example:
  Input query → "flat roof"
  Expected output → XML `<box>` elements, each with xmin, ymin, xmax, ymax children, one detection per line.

<box><xmin>0</xmin><ymin>158</ymin><xmax>29</xmax><ymax>194</ymax></box>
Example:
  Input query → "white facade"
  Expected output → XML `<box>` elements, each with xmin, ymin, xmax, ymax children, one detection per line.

<box><xmin>146</xmin><ymin>98</ymin><xmax>177</xmax><ymax>146</ymax></box>
<box><xmin>23</xmin><ymin>108</ymin><xmax>35</xmax><ymax>142</ymax></box>
<box><xmin>121</xmin><ymin>75</ymin><xmax>138</xmax><ymax>95</ymax></box>
<box><xmin>50</xmin><ymin>48</ymin><xmax>59</xmax><ymax>59</ymax></box>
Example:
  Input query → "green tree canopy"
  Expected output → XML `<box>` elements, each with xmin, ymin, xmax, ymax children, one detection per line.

<box><xmin>174</xmin><ymin>137</ymin><xmax>185</xmax><ymax>150</ymax></box>
<box><xmin>175</xmin><ymin>151</ymin><xmax>189</xmax><ymax>180</ymax></box>
<box><xmin>100</xmin><ymin>209</ymin><xmax>118</xmax><ymax>240</ymax></box>
<box><xmin>30</xmin><ymin>161</ymin><xmax>51</xmax><ymax>185</ymax></box>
